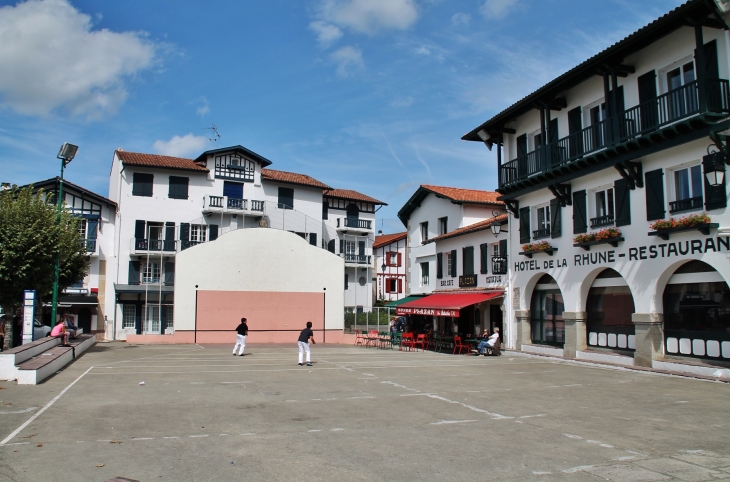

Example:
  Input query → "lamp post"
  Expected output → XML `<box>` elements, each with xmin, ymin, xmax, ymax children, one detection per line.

<box><xmin>380</xmin><ymin>257</ymin><xmax>386</xmax><ymax>301</ymax></box>
<box><xmin>50</xmin><ymin>143</ymin><xmax>78</xmax><ymax>327</ymax></box>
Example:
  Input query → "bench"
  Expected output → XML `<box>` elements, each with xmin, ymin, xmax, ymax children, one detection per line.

<box><xmin>0</xmin><ymin>332</ymin><xmax>95</xmax><ymax>385</ymax></box>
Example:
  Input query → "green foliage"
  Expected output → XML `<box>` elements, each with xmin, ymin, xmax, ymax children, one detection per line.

<box><xmin>0</xmin><ymin>185</ymin><xmax>89</xmax><ymax>307</ymax></box>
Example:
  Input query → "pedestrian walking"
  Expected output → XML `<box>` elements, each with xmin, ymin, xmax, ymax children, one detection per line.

<box><xmin>232</xmin><ymin>317</ymin><xmax>248</xmax><ymax>356</ymax></box>
<box><xmin>297</xmin><ymin>321</ymin><xmax>315</xmax><ymax>366</ymax></box>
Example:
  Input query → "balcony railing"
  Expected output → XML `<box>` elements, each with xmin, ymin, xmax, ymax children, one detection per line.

<box><xmin>251</xmin><ymin>200</ymin><xmax>264</xmax><ymax>212</ymax></box>
<box><xmin>227</xmin><ymin>197</ymin><xmax>247</xmax><ymax>210</ymax></box>
<box><xmin>209</xmin><ymin>195</ymin><xmax>223</xmax><ymax>208</ymax></box>
<box><xmin>500</xmin><ymin>78</ymin><xmax>730</xmax><ymax>188</ymax></box>
<box><xmin>336</xmin><ymin>218</ymin><xmax>372</xmax><ymax>229</ymax></box>
<box><xmin>135</xmin><ymin>238</ymin><xmax>177</xmax><ymax>252</ymax></box>
<box><xmin>590</xmin><ymin>214</ymin><xmax>614</xmax><ymax>228</ymax></box>
<box><xmin>492</xmin><ymin>256</ymin><xmax>507</xmax><ymax>275</ymax></box>
<box><xmin>532</xmin><ymin>228</ymin><xmax>550</xmax><ymax>239</ymax></box>
<box><xmin>342</xmin><ymin>254</ymin><xmax>371</xmax><ymax>264</ymax></box>
<box><xmin>669</xmin><ymin>196</ymin><xmax>703</xmax><ymax>214</ymax></box>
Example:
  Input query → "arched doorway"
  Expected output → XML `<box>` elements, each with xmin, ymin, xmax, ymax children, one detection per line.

<box><xmin>663</xmin><ymin>260</ymin><xmax>730</xmax><ymax>360</ymax></box>
<box><xmin>530</xmin><ymin>274</ymin><xmax>564</xmax><ymax>346</ymax></box>
<box><xmin>586</xmin><ymin>268</ymin><xmax>635</xmax><ymax>350</ymax></box>
<box><xmin>77</xmin><ymin>307</ymin><xmax>92</xmax><ymax>333</ymax></box>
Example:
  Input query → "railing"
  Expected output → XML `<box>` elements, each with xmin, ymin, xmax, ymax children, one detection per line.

<box><xmin>251</xmin><ymin>200</ymin><xmax>265</xmax><ymax>211</ymax></box>
<box><xmin>590</xmin><ymin>215</ymin><xmax>614</xmax><ymax>228</ymax></box>
<box><xmin>421</xmin><ymin>275</ymin><xmax>429</xmax><ymax>286</ymax></box>
<box><xmin>500</xmin><ymin>78</ymin><xmax>730</xmax><ymax>188</ymax></box>
<box><xmin>492</xmin><ymin>256</ymin><xmax>507</xmax><ymax>275</ymax></box>
<box><xmin>227</xmin><ymin>197</ymin><xmax>247</xmax><ymax>210</ymax></box>
<box><xmin>532</xmin><ymin>228</ymin><xmax>550</xmax><ymax>239</ymax></box>
<box><xmin>343</xmin><ymin>218</ymin><xmax>371</xmax><ymax>229</ymax></box>
<box><xmin>135</xmin><ymin>238</ymin><xmax>176</xmax><ymax>252</ymax></box>
<box><xmin>209</xmin><ymin>195</ymin><xmax>223</xmax><ymax>208</ymax></box>
<box><xmin>342</xmin><ymin>254</ymin><xmax>371</xmax><ymax>264</ymax></box>
<box><xmin>669</xmin><ymin>196</ymin><xmax>703</xmax><ymax>214</ymax></box>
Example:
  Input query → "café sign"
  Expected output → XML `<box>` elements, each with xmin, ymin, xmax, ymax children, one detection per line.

<box><xmin>459</xmin><ymin>275</ymin><xmax>477</xmax><ymax>288</ymax></box>
<box><xmin>396</xmin><ymin>307</ymin><xmax>460</xmax><ymax>317</ymax></box>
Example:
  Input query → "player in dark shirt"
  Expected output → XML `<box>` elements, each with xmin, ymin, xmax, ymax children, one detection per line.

<box><xmin>297</xmin><ymin>321</ymin><xmax>315</xmax><ymax>366</ymax></box>
<box><xmin>232</xmin><ymin>318</ymin><xmax>248</xmax><ymax>356</ymax></box>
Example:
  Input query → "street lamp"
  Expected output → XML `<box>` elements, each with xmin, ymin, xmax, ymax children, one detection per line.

<box><xmin>705</xmin><ymin>146</ymin><xmax>726</xmax><ymax>188</ymax></box>
<box><xmin>50</xmin><ymin>143</ymin><xmax>78</xmax><ymax>328</ymax></box>
<box><xmin>490</xmin><ymin>222</ymin><xmax>502</xmax><ymax>237</ymax></box>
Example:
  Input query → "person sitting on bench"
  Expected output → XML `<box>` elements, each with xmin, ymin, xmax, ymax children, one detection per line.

<box><xmin>63</xmin><ymin>314</ymin><xmax>78</xmax><ymax>339</ymax></box>
<box><xmin>475</xmin><ymin>328</ymin><xmax>500</xmax><ymax>355</ymax></box>
<box><xmin>50</xmin><ymin>322</ymin><xmax>69</xmax><ymax>346</ymax></box>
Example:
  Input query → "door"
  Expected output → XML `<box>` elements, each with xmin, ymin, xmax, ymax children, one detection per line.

<box><xmin>77</xmin><ymin>307</ymin><xmax>91</xmax><ymax>333</ymax></box>
<box><xmin>490</xmin><ymin>304</ymin><xmax>503</xmax><ymax>344</ymax></box>
<box><xmin>143</xmin><ymin>305</ymin><xmax>160</xmax><ymax>334</ymax></box>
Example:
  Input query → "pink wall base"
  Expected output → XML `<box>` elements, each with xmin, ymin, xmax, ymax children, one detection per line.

<box><xmin>125</xmin><ymin>330</ymin><xmax>355</xmax><ymax>345</ymax></box>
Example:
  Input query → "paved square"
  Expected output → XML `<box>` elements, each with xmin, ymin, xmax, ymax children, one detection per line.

<box><xmin>0</xmin><ymin>343</ymin><xmax>729</xmax><ymax>481</ymax></box>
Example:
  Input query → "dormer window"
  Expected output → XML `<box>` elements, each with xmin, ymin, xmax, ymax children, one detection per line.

<box><xmin>214</xmin><ymin>154</ymin><xmax>255</xmax><ymax>181</ymax></box>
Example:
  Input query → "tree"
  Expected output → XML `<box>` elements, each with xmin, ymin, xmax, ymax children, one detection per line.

<box><xmin>0</xmin><ymin>186</ymin><xmax>89</xmax><ymax>348</ymax></box>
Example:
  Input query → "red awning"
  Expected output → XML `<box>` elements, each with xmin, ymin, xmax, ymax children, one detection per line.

<box><xmin>396</xmin><ymin>292</ymin><xmax>503</xmax><ymax>318</ymax></box>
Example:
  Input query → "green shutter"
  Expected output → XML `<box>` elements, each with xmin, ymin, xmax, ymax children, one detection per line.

<box><xmin>572</xmin><ymin>190</ymin><xmax>587</xmax><ymax>234</ymax></box>
<box><xmin>463</xmin><ymin>246</ymin><xmax>474</xmax><ymax>276</ymax></box>
<box><xmin>499</xmin><ymin>239</ymin><xmax>507</xmax><ymax>257</ymax></box>
<box><xmin>450</xmin><ymin>249</ymin><xmax>457</xmax><ymax>277</ymax></box>
<box><xmin>550</xmin><ymin>198</ymin><xmax>561</xmax><ymax>238</ymax></box>
<box><xmin>479</xmin><ymin>244</ymin><xmax>488</xmax><ymax>274</ymax></box>
<box><xmin>128</xmin><ymin>261</ymin><xmax>140</xmax><ymax>285</ymax></box>
<box><xmin>437</xmin><ymin>252</ymin><xmax>443</xmax><ymax>279</ymax></box>
<box><xmin>614</xmin><ymin>179</ymin><xmax>631</xmax><ymax>227</ymax></box>
<box><xmin>519</xmin><ymin>207</ymin><xmax>531</xmax><ymax>243</ymax></box>
<box><xmin>644</xmin><ymin>169</ymin><xmax>665</xmax><ymax>221</ymax></box>
<box><xmin>209</xmin><ymin>224</ymin><xmax>218</xmax><ymax>241</ymax></box>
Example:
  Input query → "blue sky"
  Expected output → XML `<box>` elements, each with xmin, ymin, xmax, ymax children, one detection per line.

<box><xmin>0</xmin><ymin>0</ymin><xmax>684</xmax><ymax>233</ymax></box>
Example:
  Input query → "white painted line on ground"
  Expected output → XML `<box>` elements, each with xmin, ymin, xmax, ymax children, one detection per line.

<box><xmin>286</xmin><ymin>400</ymin><xmax>297</xmax><ymax>402</ymax></box>
<box><xmin>533</xmin><ymin>471</ymin><xmax>552</xmax><ymax>475</ymax></box>
<box><xmin>564</xmin><ymin>434</ymin><xmax>583</xmax><ymax>439</ymax></box>
<box><xmin>131</xmin><ymin>437</ymin><xmax>154</xmax><ymax>441</ymax></box>
<box><xmin>626</xmin><ymin>450</ymin><xmax>647</xmax><ymax>456</ymax></box>
<box><xmin>219</xmin><ymin>434</ymin><xmax>230</xmax><ymax>436</ymax></box>
<box><xmin>562</xmin><ymin>465</ymin><xmax>594</xmax><ymax>473</ymax></box>
<box><xmin>430</xmin><ymin>420</ymin><xmax>477</xmax><ymax>425</ymax></box>
<box><xmin>308</xmin><ymin>430</ymin><xmax>322</xmax><ymax>432</ymax></box>
<box><xmin>0</xmin><ymin>407</ymin><xmax>38</xmax><ymax>415</ymax></box>
<box><xmin>163</xmin><ymin>436</ymin><xmax>179</xmax><ymax>439</ymax></box>
<box><xmin>189</xmin><ymin>434</ymin><xmax>209</xmax><ymax>438</ymax></box>
<box><xmin>86</xmin><ymin>367</ymin><xmax>342</xmax><ymax>375</ymax></box>
<box><xmin>221</xmin><ymin>381</ymin><xmax>253</xmax><ymax>384</ymax></box>
<box><xmin>0</xmin><ymin>366</ymin><xmax>94</xmax><ymax>446</ymax></box>
<box><xmin>0</xmin><ymin>442</ymin><xmax>29</xmax><ymax>446</ymax></box>
<box><xmin>519</xmin><ymin>414</ymin><xmax>546</xmax><ymax>419</ymax></box>
<box><xmin>331</xmin><ymin>428</ymin><xmax>344</xmax><ymax>431</ymax></box>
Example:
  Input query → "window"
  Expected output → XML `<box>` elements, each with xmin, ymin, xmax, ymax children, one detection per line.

<box><xmin>147</xmin><ymin>222</ymin><xmax>163</xmax><ymax>240</ymax></box>
<box><xmin>420</xmin><ymin>262</ymin><xmax>429</xmax><ymax>286</ymax></box>
<box><xmin>322</xmin><ymin>201</ymin><xmax>328</xmax><ymax>220</ymax></box>
<box><xmin>591</xmin><ymin>187</ymin><xmax>615</xmax><ymax>227</ymax></box>
<box><xmin>445</xmin><ymin>252</ymin><xmax>453</xmax><ymax>277</ymax></box>
<box><xmin>670</xmin><ymin>164</ymin><xmax>703</xmax><ymax>213</ymax></box>
<box><xmin>388</xmin><ymin>252</ymin><xmax>399</xmax><ymax>266</ymax></box>
<box><xmin>387</xmin><ymin>278</ymin><xmax>398</xmax><ymax>293</ymax></box>
<box><xmin>190</xmin><ymin>224</ymin><xmax>207</xmax><ymax>243</ymax></box>
<box><xmin>529</xmin><ymin>129</ymin><xmax>542</xmax><ymax>151</ymax></box>
<box><xmin>168</xmin><ymin>176</ymin><xmax>189</xmax><ymax>199</ymax></box>
<box><xmin>585</xmin><ymin>101</ymin><xmax>607</xmax><ymax>149</ymax></box>
<box><xmin>214</xmin><ymin>154</ymin><xmax>255</xmax><ymax>181</ymax></box>
<box><xmin>665</xmin><ymin>61</ymin><xmax>696</xmax><ymax>119</ymax></box>
<box><xmin>534</xmin><ymin>205</ymin><xmax>551</xmax><ymax>239</ymax></box>
<box><xmin>420</xmin><ymin>222</ymin><xmax>429</xmax><ymax>243</ymax></box>
<box><xmin>439</xmin><ymin>217</ymin><xmax>448</xmax><ymax>235</ymax></box>
<box><xmin>142</xmin><ymin>262</ymin><xmax>160</xmax><ymax>284</ymax></box>
<box><xmin>132</xmin><ymin>173</ymin><xmax>153</xmax><ymax>197</ymax></box>
<box><xmin>165</xmin><ymin>306</ymin><xmax>174</xmax><ymax>329</ymax></box>
<box><xmin>345</xmin><ymin>240</ymin><xmax>356</xmax><ymax>256</ymax></box>
<box><xmin>493</xmin><ymin>244</ymin><xmax>501</xmax><ymax>256</ymax></box>
<box><xmin>123</xmin><ymin>305</ymin><xmax>136</xmax><ymax>329</ymax></box>
<box><xmin>278</xmin><ymin>187</ymin><xmax>294</xmax><ymax>209</ymax></box>
<box><xmin>78</xmin><ymin>219</ymin><xmax>87</xmax><ymax>240</ymax></box>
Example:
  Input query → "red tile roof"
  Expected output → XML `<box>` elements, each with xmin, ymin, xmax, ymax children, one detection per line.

<box><xmin>373</xmin><ymin>232</ymin><xmax>407</xmax><ymax>249</ymax></box>
<box><xmin>261</xmin><ymin>168</ymin><xmax>332</xmax><ymax>189</ymax></box>
<box><xmin>421</xmin><ymin>185</ymin><xmax>503</xmax><ymax>204</ymax></box>
<box><xmin>423</xmin><ymin>213</ymin><xmax>508</xmax><ymax>244</ymax></box>
<box><xmin>116</xmin><ymin>150</ymin><xmax>208</xmax><ymax>172</ymax></box>
<box><xmin>324</xmin><ymin>189</ymin><xmax>386</xmax><ymax>205</ymax></box>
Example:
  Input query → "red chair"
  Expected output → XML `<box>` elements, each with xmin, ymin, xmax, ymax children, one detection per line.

<box><xmin>365</xmin><ymin>330</ymin><xmax>379</xmax><ymax>347</ymax></box>
<box><xmin>453</xmin><ymin>336</ymin><xmax>469</xmax><ymax>355</ymax></box>
<box><xmin>401</xmin><ymin>333</ymin><xmax>416</xmax><ymax>351</ymax></box>
<box><xmin>354</xmin><ymin>330</ymin><xmax>364</xmax><ymax>346</ymax></box>
<box><xmin>414</xmin><ymin>333</ymin><xmax>429</xmax><ymax>352</ymax></box>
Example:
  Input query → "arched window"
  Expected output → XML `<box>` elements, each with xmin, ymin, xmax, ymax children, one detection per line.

<box><xmin>530</xmin><ymin>274</ymin><xmax>564</xmax><ymax>346</ymax></box>
<box><xmin>586</xmin><ymin>268</ymin><xmax>635</xmax><ymax>350</ymax></box>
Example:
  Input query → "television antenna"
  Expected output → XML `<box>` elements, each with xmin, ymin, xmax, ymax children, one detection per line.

<box><xmin>204</xmin><ymin>124</ymin><xmax>221</xmax><ymax>143</ymax></box>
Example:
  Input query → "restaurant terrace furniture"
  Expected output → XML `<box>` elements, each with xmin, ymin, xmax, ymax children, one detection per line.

<box><xmin>453</xmin><ymin>336</ymin><xmax>470</xmax><ymax>355</ymax></box>
<box><xmin>390</xmin><ymin>332</ymin><xmax>402</xmax><ymax>350</ymax></box>
<box><xmin>365</xmin><ymin>330</ymin><xmax>379</xmax><ymax>347</ymax></box>
<box><xmin>401</xmin><ymin>333</ymin><xmax>416</xmax><ymax>351</ymax></box>
<box><xmin>414</xmin><ymin>334</ymin><xmax>429</xmax><ymax>351</ymax></box>
<box><xmin>432</xmin><ymin>334</ymin><xmax>444</xmax><ymax>353</ymax></box>
<box><xmin>354</xmin><ymin>330</ymin><xmax>364</xmax><ymax>347</ymax></box>
<box><xmin>378</xmin><ymin>332</ymin><xmax>391</xmax><ymax>349</ymax></box>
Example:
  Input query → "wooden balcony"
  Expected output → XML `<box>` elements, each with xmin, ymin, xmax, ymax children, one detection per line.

<box><xmin>499</xmin><ymin>79</ymin><xmax>730</xmax><ymax>192</ymax></box>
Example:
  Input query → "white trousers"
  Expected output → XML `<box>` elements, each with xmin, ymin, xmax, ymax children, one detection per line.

<box><xmin>298</xmin><ymin>341</ymin><xmax>310</xmax><ymax>363</ymax></box>
<box><xmin>233</xmin><ymin>335</ymin><xmax>246</xmax><ymax>355</ymax></box>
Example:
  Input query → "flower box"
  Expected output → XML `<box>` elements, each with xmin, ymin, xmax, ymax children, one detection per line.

<box><xmin>648</xmin><ymin>213</ymin><xmax>716</xmax><ymax>240</ymax></box>
<box><xmin>519</xmin><ymin>241</ymin><xmax>557</xmax><ymax>258</ymax></box>
<box><xmin>573</xmin><ymin>237</ymin><xmax>625</xmax><ymax>251</ymax></box>
<box><xmin>572</xmin><ymin>228</ymin><xmax>623</xmax><ymax>250</ymax></box>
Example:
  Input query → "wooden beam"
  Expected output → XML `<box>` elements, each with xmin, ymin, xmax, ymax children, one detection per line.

<box><xmin>547</xmin><ymin>97</ymin><xmax>567</xmax><ymax>111</ymax></box>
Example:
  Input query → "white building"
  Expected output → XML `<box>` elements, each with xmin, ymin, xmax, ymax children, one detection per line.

<box><xmin>395</xmin><ymin>185</ymin><xmax>508</xmax><ymax>337</ymax></box>
<box><xmin>463</xmin><ymin>0</ymin><xmax>730</xmax><ymax>371</ymax></box>
<box><xmin>322</xmin><ymin>189</ymin><xmax>386</xmax><ymax>313</ymax></box>
<box><xmin>106</xmin><ymin>145</ymin><xmax>382</xmax><ymax>341</ymax></box>
<box><xmin>373</xmin><ymin>232</ymin><xmax>408</xmax><ymax>304</ymax></box>
<box><xmin>29</xmin><ymin>178</ymin><xmax>117</xmax><ymax>337</ymax></box>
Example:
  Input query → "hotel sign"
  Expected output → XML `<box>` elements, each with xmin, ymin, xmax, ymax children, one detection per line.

<box><xmin>396</xmin><ymin>307</ymin><xmax>460</xmax><ymax>317</ymax></box>
<box><xmin>459</xmin><ymin>275</ymin><xmax>477</xmax><ymax>288</ymax></box>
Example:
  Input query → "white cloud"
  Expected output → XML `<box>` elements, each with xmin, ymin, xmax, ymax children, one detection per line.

<box><xmin>330</xmin><ymin>46</ymin><xmax>364</xmax><ymax>77</ymax></box>
<box><xmin>316</xmin><ymin>0</ymin><xmax>418</xmax><ymax>35</ymax></box>
<box><xmin>451</xmin><ymin>12</ymin><xmax>471</xmax><ymax>27</ymax></box>
<box><xmin>480</xmin><ymin>0</ymin><xmax>519</xmax><ymax>19</ymax></box>
<box><xmin>0</xmin><ymin>0</ymin><xmax>157</xmax><ymax>119</ymax></box>
<box><xmin>309</xmin><ymin>20</ymin><xmax>343</xmax><ymax>48</ymax></box>
<box><xmin>195</xmin><ymin>97</ymin><xmax>210</xmax><ymax>117</ymax></box>
<box><xmin>153</xmin><ymin>134</ymin><xmax>208</xmax><ymax>158</ymax></box>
